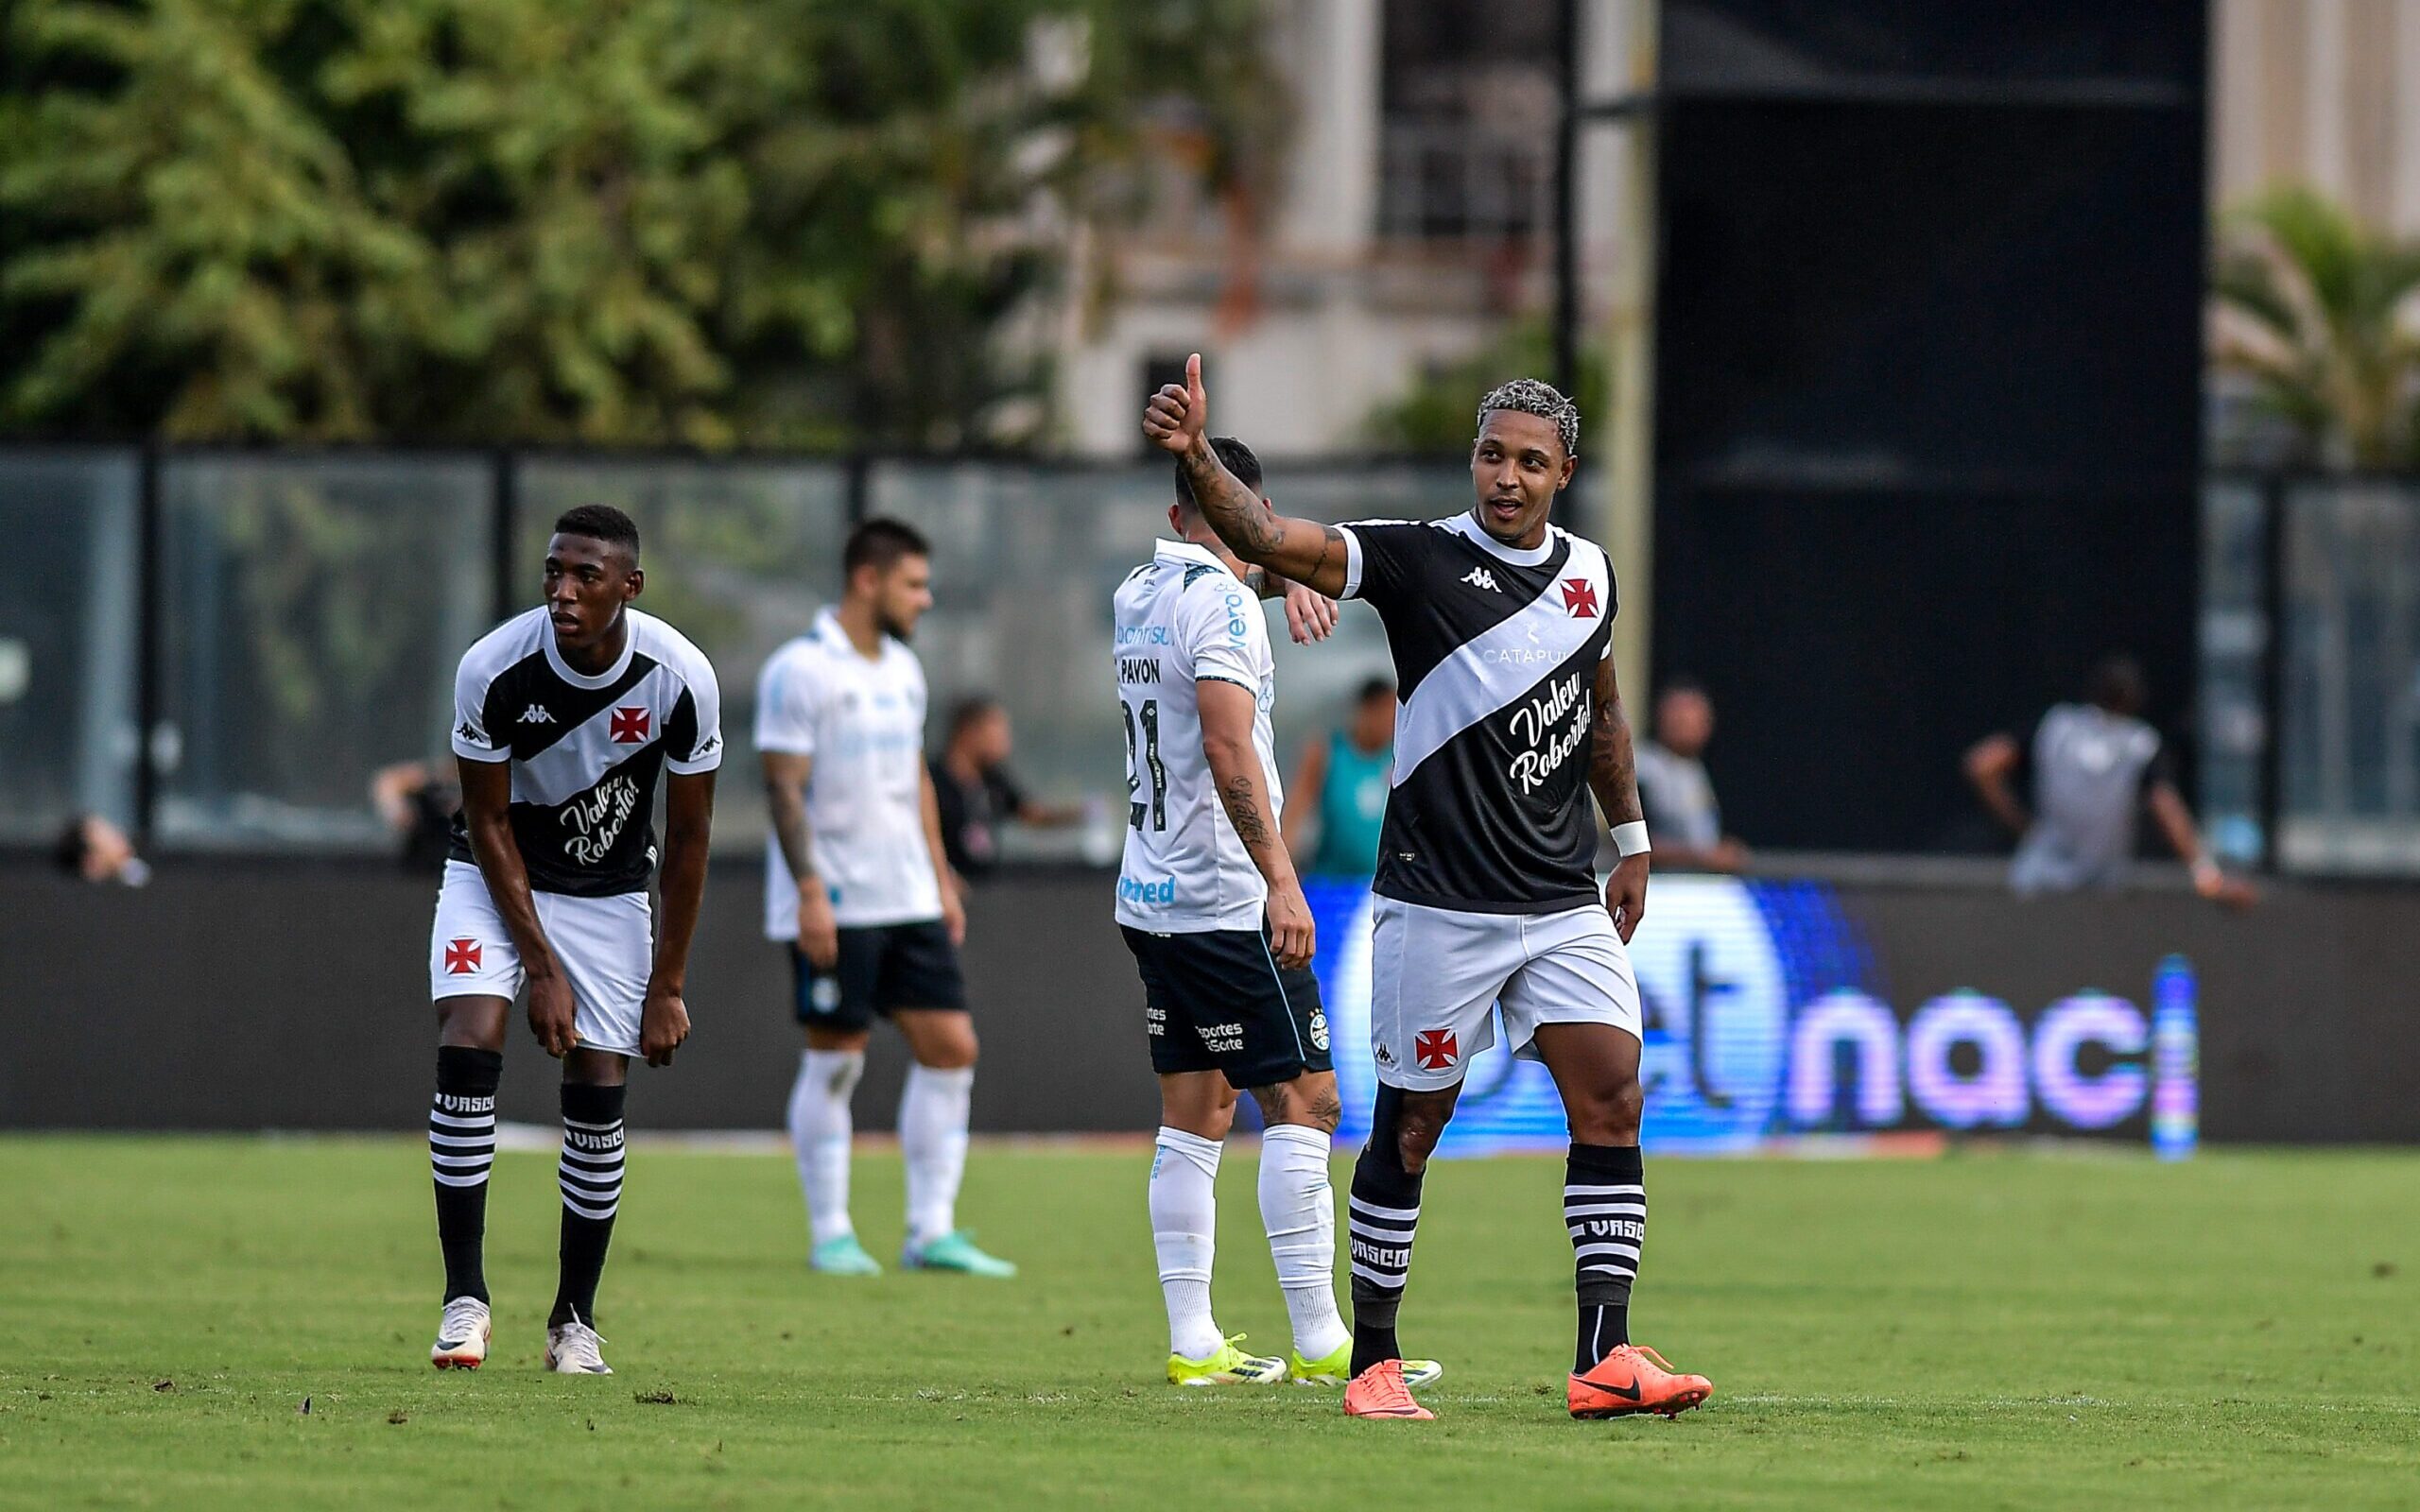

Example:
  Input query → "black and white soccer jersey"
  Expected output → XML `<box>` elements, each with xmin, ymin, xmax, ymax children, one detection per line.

<box><xmin>447</xmin><ymin>607</ymin><xmax>722</xmax><ymax>898</ymax></box>
<box><xmin>1336</xmin><ymin>512</ymin><xmax>1615</xmax><ymax>915</ymax></box>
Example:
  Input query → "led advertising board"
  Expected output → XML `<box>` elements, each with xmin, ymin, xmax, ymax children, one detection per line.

<box><xmin>1305</xmin><ymin>877</ymin><xmax>2194</xmax><ymax>1157</ymax></box>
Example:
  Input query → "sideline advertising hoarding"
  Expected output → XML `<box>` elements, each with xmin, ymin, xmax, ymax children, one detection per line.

<box><xmin>1305</xmin><ymin>876</ymin><xmax>2196</xmax><ymax>1157</ymax></box>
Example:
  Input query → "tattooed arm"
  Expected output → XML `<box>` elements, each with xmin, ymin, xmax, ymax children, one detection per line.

<box><xmin>1589</xmin><ymin>653</ymin><xmax>1651</xmax><ymax>943</ymax></box>
<box><xmin>1198</xmin><ymin>678</ymin><xmax>1315</xmax><ymax>969</ymax></box>
<box><xmin>1143</xmin><ymin>353</ymin><xmax>1353</xmax><ymax>596</ymax></box>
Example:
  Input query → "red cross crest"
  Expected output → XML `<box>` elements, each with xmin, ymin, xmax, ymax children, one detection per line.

<box><xmin>610</xmin><ymin>706</ymin><xmax>650</xmax><ymax>744</ymax></box>
<box><xmin>1561</xmin><ymin>577</ymin><xmax>1599</xmax><ymax>618</ymax></box>
<box><xmin>1413</xmin><ymin>1028</ymin><xmax>1460</xmax><ymax>1072</ymax></box>
<box><xmin>443</xmin><ymin>937</ymin><xmax>483</xmax><ymax>975</ymax></box>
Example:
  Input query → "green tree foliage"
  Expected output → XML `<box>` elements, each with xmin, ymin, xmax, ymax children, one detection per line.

<box><xmin>1362</xmin><ymin>317</ymin><xmax>1610</xmax><ymax>455</ymax></box>
<box><xmin>2211</xmin><ymin>186</ymin><xmax>2420</xmax><ymax>468</ymax></box>
<box><xmin>0</xmin><ymin>0</ymin><xmax>1282</xmax><ymax>445</ymax></box>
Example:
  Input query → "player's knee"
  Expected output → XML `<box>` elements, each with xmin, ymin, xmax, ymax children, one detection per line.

<box><xmin>1253</xmin><ymin>1074</ymin><xmax>1341</xmax><ymax>1134</ymax></box>
<box><xmin>910</xmin><ymin>1020</ymin><xmax>978</xmax><ymax>1071</ymax></box>
<box><xmin>1569</xmin><ymin>1076</ymin><xmax>1643</xmax><ymax>1144</ymax></box>
<box><xmin>1395</xmin><ymin>1105</ymin><xmax>1452</xmax><ymax>1174</ymax></box>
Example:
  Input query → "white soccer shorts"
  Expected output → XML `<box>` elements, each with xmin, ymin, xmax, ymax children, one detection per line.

<box><xmin>1366</xmin><ymin>895</ymin><xmax>1642</xmax><ymax>1091</ymax></box>
<box><xmin>429</xmin><ymin>860</ymin><xmax>655</xmax><ymax>1057</ymax></box>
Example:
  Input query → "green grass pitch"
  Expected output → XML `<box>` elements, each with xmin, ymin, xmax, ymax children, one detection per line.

<box><xmin>1</xmin><ymin>1138</ymin><xmax>2411</xmax><ymax>1509</ymax></box>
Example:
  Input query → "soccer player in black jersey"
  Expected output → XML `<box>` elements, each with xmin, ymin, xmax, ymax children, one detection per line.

<box><xmin>424</xmin><ymin>505</ymin><xmax>721</xmax><ymax>1375</ymax></box>
<box><xmin>1145</xmin><ymin>355</ymin><xmax>1713</xmax><ymax>1421</ymax></box>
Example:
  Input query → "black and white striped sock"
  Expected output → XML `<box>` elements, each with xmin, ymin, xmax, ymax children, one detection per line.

<box><xmin>430</xmin><ymin>1046</ymin><xmax>501</xmax><ymax>1304</ymax></box>
<box><xmin>550</xmin><ymin>1083</ymin><xmax>627</xmax><ymax>1328</ymax></box>
<box><xmin>1346</xmin><ymin>1144</ymin><xmax>1423</xmax><ymax>1377</ymax></box>
<box><xmin>1567</xmin><ymin>1143</ymin><xmax>1646</xmax><ymax>1373</ymax></box>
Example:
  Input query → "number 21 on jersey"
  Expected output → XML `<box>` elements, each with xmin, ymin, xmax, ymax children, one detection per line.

<box><xmin>1121</xmin><ymin>693</ymin><xmax>1167</xmax><ymax>832</ymax></box>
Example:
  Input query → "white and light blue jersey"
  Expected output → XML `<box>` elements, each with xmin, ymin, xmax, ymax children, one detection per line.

<box><xmin>1111</xmin><ymin>540</ymin><xmax>1282</xmax><ymax>934</ymax></box>
<box><xmin>754</xmin><ymin>608</ymin><xmax>941</xmax><ymax>935</ymax></box>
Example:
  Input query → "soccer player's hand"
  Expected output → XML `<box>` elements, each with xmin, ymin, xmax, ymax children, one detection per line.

<box><xmin>796</xmin><ymin>885</ymin><xmax>840</xmax><ymax>971</ymax></box>
<box><xmin>940</xmin><ymin>880</ymin><xmax>967</xmax><ymax>948</ymax></box>
<box><xmin>1605</xmin><ymin>854</ymin><xmax>1650</xmax><ymax>944</ymax></box>
<box><xmin>527</xmin><ymin>972</ymin><xmax>580</xmax><ymax>1058</ymax></box>
<box><xmin>1280</xmin><ymin>578</ymin><xmax>1339</xmax><ymax>644</ymax></box>
<box><xmin>1268</xmin><ymin>880</ymin><xmax>1315</xmax><ymax>970</ymax></box>
<box><xmin>1143</xmin><ymin>352</ymin><xmax>1208</xmax><ymax>455</ymax></box>
<box><xmin>640</xmin><ymin>983</ymin><xmax>690</xmax><ymax>1067</ymax></box>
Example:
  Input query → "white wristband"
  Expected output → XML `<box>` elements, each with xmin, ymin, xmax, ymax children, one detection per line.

<box><xmin>1611</xmin><ymin>821</ymin><xmax>1651</xmax><ymax>859</ymax></box>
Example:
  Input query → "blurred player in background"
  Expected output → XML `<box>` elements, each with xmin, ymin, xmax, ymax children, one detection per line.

<box><xmin>757</xmin><ymin>519</ymin><xmax>1013</xmax><ymax>1279</ymax></box>
<box><xmin>1113</xmin><ymin>437</ymin><xmax>1437</xmax><ymax>1390</ymax></box>
<box><xmin>1964</xmin><ymin>654</ymin><xmax>2256</xmax><ymax>906</ymax></box>
<box><xmin>425</xmin><ymin>505</ymin><xmax>721</xmax><ymax>1376</ymax></box>
<box><xmin>1147</xmin><ymin>358</ymin><xmax>1713</xmax><ymax>1422</ymax></box>
<box><xmin>1282</xmin><ymin>676</ymin><xmax>1395</xmax><ymax>882</ymax></box>
<box><xmin>1633</xmin><ymin>678</ymin><xmax>1748</xmax><ymax>874</ymax></box>
<box><xmin>928</xmin><ymin>696</ymin><xmax>1083</xmax><ymax>885</ymax></box>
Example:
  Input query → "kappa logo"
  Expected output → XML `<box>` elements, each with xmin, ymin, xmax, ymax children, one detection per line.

<box><xmin>1461</xmin><ymin>567</ymin><xmax>1501</xmax><ymax>593</ymax></box>
<box><xmin>517</xmin><ymin>705</ymin><xmax>556</xmax><ymax>725</ymax></box>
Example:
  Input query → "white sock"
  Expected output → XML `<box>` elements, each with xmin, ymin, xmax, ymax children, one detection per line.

<box><xmin>786</xmin><ymin>1049</ymin><xmax>862</xmax><ymax>1246</ymax></box>
<box><xmin>1151</xmin><ymin>1126</ymin><xmax>1225</xmax><ymax>1360</ymax></box>
<box><xmin>1259</xmin><ymin>1124</ymin><xmax>1349</xmax><ymax>1361</ymax></box>
<box><xmin>900</xmin><ymin>1063</ymin><xmax>974</xmax><ymax>1246</ymax></box>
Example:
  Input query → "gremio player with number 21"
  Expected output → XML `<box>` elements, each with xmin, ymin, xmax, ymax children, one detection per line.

<box><xmin>1144</xmin><ymin>355</ymin><xmax>1713</xmax><ymax>1422</ymax></box>
<box><xmin>1112</xmin><ymin>437</ymin><xmax>1441</xmax><ymax>1392</ymax></box>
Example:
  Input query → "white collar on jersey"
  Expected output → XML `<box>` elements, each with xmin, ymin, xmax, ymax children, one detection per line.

<box><xmin>543</xmin><ymin>608</ymin><xmax>640</xmax><ymax>689</ymax></box>
<box><xmin>815</xmin><ymin>605</ymin><xmax>895</xmax><ymax>665</ymax></box>
<box><xmin>1155</xmin><ymin>538</ymin><xmax>1238</xmax><ymax>576</ymax></box>
<box><xmin>1445</xmin><ymin>510</ymin><xmax>1558</xmax><ymax>567</ymax></box>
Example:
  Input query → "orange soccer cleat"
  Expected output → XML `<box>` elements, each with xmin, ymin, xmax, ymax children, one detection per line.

<box><xmin>1567</xmin><ymin>1343</ymin><xmax>1713</xmax><ymax>1419</ymax></box>
<box><xmin>1342</xmin><ymin>1359</ymin><xmax>1435</xmax><ymax>1420</ymax></box>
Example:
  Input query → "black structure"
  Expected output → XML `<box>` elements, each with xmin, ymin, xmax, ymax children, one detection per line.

<box><xmin>1634</xmin><ymin>0</ymin><xmax>2209</xmax><ymax>850</ymax></box>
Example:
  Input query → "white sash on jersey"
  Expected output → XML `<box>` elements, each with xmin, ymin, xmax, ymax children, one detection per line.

<box><xmin>1391</xmin><ymin>538</ymin><xmax>1609</xmax><ymax>788</ymax></box>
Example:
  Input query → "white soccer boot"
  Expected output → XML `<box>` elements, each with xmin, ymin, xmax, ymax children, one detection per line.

<box><xmin>544</xmin><ymin>1315</ymin><xmax>613</xmax><ymax>1375</ymax></box>
<box><xmin>430</xmin><ymin>1297</ymin><xmax>492</xmax><ymax>1370</ymax></box>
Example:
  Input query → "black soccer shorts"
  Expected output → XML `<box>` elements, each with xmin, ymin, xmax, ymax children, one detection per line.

<box><xmin>789</xmin><ymin>919</ymin><xmax>968</xmax><ymax>1031</ymax></box>
<box><xmin>1120</xmin><ymin>922</ymin><xmax>1333</xmax><ymax>1089</ymax></box>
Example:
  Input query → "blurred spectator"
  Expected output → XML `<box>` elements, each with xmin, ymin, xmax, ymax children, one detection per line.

<box><xmin>929</xmin><ymin>697</ymin><xmax>1081</xmax><ymax>883</ymax></box>
<box><xmin>51</xmin><ymin>814</ymin><xmax>149</xmax><ymax>886</ymax></box>
<box><xmin>371</xmin><ymin>761</ymin><xmax>461</xmax><ymax>875</ymax></box>
<box><xmin>1284</xmin><ymin>677</ymin><xmax>1395</xmax><ymax>880</ymax></box>
<box><xmin>1634</xmin><ymin>678</ymin><xmax>1749</xmax><ymax>874</ymax></box>
<box><xmin>1964</xmin><ymin>655</ymin><xmax>2255</xmax><ymax>906</ymax></box>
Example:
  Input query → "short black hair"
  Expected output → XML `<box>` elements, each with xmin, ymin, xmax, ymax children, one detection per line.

<box><xmin>2088</xmin><ymin>654</ymin><xmax>2147</xmax><ymax>714</ymax></box>
<box><xmin>948</xmin><ymin>696</ymin><xmax>1003</xmax><ymax>740</ymax></box>
<box><xmin>1356</xmin><ymin>677</ymin><xmax>1395</xmax><ymax>706</ymax></box>
<box><xmin>553</xmin><ymin>504</ymin><xmax>640</xmax><ymax>560</ymax></box>
<box><xmin>1175</xmin><ymin>436</ymin><xmax>1263</xmax><ymax>512</ymax></box>
<box><xmin>1659</xmin><ymin>674</ymin><xmax>1708</xmax><ymax>701</ymax></box>
<box><xmin>844</xmin><ymin>517</ymin><xmax>931</xmax><ymax>578</ymax></box>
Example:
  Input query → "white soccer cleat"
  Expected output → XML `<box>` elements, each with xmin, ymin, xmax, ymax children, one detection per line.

<box><xmin>544</xmin><ymin>1316</ymin><xmax>613</xmax><ymax>1375</ymax></box>
<box><xmin>430</xmin><ymin>1297</ymin><xmax>492</xmax><ymax>1370</ymax></box>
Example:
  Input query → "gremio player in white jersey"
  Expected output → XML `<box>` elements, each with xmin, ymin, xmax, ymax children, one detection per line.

<box><xmin>757</xmin><ymin>519</ymin><xmax>1012</xmax><ymax>1279</ymax></box>
<box><xmin>1147</xmin><ymin>357</ymin><xmax>1713</xmax><ymax>1423</ymax></box>
<box><xmin>1115</xmin><ymin>438</ymin><xmax>1440</xmax><ymax>1392</ymax></box>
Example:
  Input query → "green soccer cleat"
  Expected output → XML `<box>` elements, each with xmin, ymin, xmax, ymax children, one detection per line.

<box><xmin>1168</xmin><ymin>1334</ymin><xmax>1289</xmax><ymax>1386</ymax></box>
<box><xmin>1289</xmin><ymin>1342</ymin><xmax>1443</xmax><ymax>1390</ymax></box>
<box><xmin>900</xmin><ymin>1229</ymin><xmax>1017</xmax><ymax>1278</ymax></box>
<box><xmin>810</xmin><ymin>1235</ymin><xmax>882</xmax><ymax>1276</ymax></box>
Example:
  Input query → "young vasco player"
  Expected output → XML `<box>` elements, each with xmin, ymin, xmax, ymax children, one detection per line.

<box><xmin>1147</xmin><ymin>356</ymin><xmax>1714</xmax><ymax>1422</ymax></box>
<box><xmin>425</xmin><ymin>504</ymin><xmax>721</xmax><ymax>1375</ymax></box>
